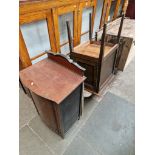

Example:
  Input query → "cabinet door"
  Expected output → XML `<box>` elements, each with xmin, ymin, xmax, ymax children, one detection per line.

<box><xmin>60</xmin><ymin>85</ymin><xmax>82</xmax><ymax>133</ymax></box>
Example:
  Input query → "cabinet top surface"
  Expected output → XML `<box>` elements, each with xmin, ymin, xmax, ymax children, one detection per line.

<box><xmin>20</xmin><ymin>56</ymin><xmax>85</xmax><ymax>104</ymax></box>
<box><xmin>74</xmin><ymin>41</ymin><xmax>116</xmax><ymax>58</ymax></box>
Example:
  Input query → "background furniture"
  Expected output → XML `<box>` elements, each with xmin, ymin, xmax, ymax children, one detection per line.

<box><xmin>66</xmin><ymin>13</ymin><xmax>125</xmax><ymax>93</ymax></box>
<box><xmin>19</xmin><ymin>0</ymin><xmax>129</xmax><ymax>70</ymax></box>
<box><xmin>97</xmin><ymin>17</ymin><xmax>134</xmax><ymax>71</ymax></box>
<box><xmin>20</xmin><ymin>52</ymin><xmax>86</xmax><ymax>138</ymax></box>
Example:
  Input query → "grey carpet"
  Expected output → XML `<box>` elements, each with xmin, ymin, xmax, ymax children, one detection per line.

<box><xmin>64</xmin><ymin>92</ymin><xmax>135</xmax><ymax>155</ymax></box>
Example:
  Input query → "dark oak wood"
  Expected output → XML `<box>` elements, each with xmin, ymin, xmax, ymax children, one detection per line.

<box><xmin>105</xmin><ymin>17</ymin><xmax>134</xmax><ymax>71</ymax></box>
<box><xmin>117</xmin><ymin>36</ymin><xmax>133</xmax><ymax>70</ymax></box>
<box><xmin>67</xmin><ymin>14</ymin><xmax>119</xmax><ymax>93</ymax></box>
<box><xmin>113</xmin><ymin>13</ymin><xmax>125</xmax><ymax>73</ymax></box>
<box><xmin>96</xmin><ymin>14</ymin><xmax>126</xmax><ymax>73</ymax></box>
<box><xmin>117</xmin><ymin>13</ymin><xmax>125</xmax><ymax>43</ymax></box>
<box><xmin>66</xmin><ymin>21</ymin><xmax>74</xmax><ymax>57</ymax></box>
<box><xmin>20</xmin><ymin>52</ymin><xmax>86</xmax><ymax>138</ymax></box>
<box><xmin>89</xmin><ymin>13</ymin><xmax>92</xmax><ymax>41</ymax></box>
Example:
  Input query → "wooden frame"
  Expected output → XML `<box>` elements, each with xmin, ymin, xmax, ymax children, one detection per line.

<box><xmin>19</xmin><ymin>0</ymin><xmax>97</xmax><ymax>69</ymax></box>
<box><xmin>122</xmin><ymin>0</ymin><xmax>129</xmax><ymax>14</ymax></box>
<box><xmin>19</xmin><ymin>29</ymin><xmax>32</xmax><ymax>68</ymax></box>
<box><xmin>99</xmin><ymin>0</ymin><xmax>112</xmax><ymax>29</ymax></box>
<box><xmin>19</xmin><ymin>9</ymin><xmax>56</xmax><ymax>67</ymax></box>
<box><xmin>113</xmin><ymin>0</ymin><xmax>122</xmax><ymax>19</ymax></box>
<box><xmin>52</xmin><ymin>4</ymin><xmax>79</xmax><ymax>52</ymax></box>
<box><xmin>19</xmin><ymin>0</ymin><xmax>80</xmax><ymax>15</ymax></box>
<box><xmin>99</xmin><ymin>0</ymin><xmax>128</xmax><ymax>28</ymax></box>
<box><xmin>77</xmin><ymin>0</ymin><xmax>97</xmax><ymax>45</ymax></box>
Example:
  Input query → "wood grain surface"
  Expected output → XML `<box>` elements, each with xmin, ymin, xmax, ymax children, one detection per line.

<box><xmin>20</xmin><ymin>54</ymin><xmax>86</xmax><ymax>104</ymax></box>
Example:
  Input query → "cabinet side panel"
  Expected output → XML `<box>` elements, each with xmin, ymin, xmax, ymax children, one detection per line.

<box><xmin>31</xmin><ymin>92</ymin><xmax>58</xmax><ymax>133</ymax></box>
<box><xmin>118</xmin><ymin>37</ymin><xmax>133</xmax><ymax>71</ymax></box>
<box><xmin>99</xmin><ymin>51</ymin><xmax>116</xmax><ymax>87</ymax></box>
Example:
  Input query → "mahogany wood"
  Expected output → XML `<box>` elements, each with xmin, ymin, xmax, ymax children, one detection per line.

<box><xmin>20</xmin><ymin>52</ymin><xmax>86</xmax><ymax>138</ymax></box>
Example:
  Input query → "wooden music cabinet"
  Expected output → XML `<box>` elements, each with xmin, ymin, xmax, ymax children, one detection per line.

<box><xmin>66</xmin><ymin>14</ymin><xmax>124</xmax><ymax>93</ymax></box>
<box><xmin>105</xmin><ymin>17</ymin><xmax>135</xmax><ymax>71</ymax></box>
<box><xmin>72</xmin><ymin>41</ymin><xmax>118</xmax><ymax>93</ymax></box>
<box><xmin>19</xmin><ymin>52</ymin><xmax>86</xmax><ymax>138</ymax></box>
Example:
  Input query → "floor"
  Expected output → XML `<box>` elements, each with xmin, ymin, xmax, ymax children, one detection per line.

<box><xmin>19</xmin><ymin>43</ymin><xmax>134</xmax><ymax>155</ymax></box>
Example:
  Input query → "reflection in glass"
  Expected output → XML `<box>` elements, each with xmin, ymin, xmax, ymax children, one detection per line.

<box><xmin>81</xmin><ymin>7</ymin><xmax>93</xmax><ymax>33</ymax></box>
<box><xmin>93</xmin><ymin>0</ymin><xmax>103</xmax><ymax>34</ymax></box>
<box><xmin>32</xmin><ymin>54</ymin><xmax>48</xmax><ymax>65</ymax></box>
<box><xmin>58</xmin><ymin>13</ymin><xmax>73</xmax><ymax>44</ymax></box>
<box><xmin>81</xmin><ymin>7</ymin><xmax>93</xmax><ymax>43</ymax></box>
<box><xmin>58</xmin><ymin>13</ymin><xmax>73</xmax><ymax>55</ymax></box>
<box><xmin>61</xmin><ymin>43</ymin><xmax>70</xmax><ymax>56</ymax></box>
<box><xmin>20</xmin><ymin>20</ymin><xmax>50</xmax><ymax>59</ymax></box>
<box><xmin>81</xmin><ymin>33</ymin><xmax>89</xmax><ymax>44</ymax></box>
